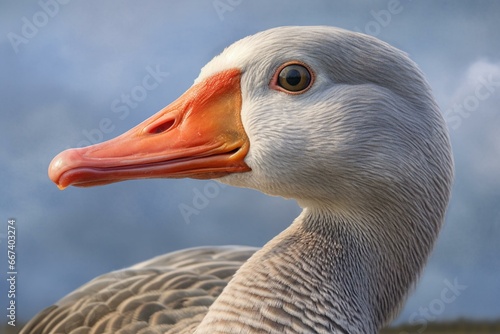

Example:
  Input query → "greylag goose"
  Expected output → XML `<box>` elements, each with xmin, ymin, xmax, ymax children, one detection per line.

<box><xmin>23</xmin><ymin>26</ymin><xmax>453</xmax><ymax>334</ymax></box>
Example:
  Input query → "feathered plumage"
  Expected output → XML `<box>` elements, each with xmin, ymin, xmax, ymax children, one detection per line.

<box><xmin>24</xmin><ymin>26</ymin><xmax>453</xmax><ymax>334</ymax></box>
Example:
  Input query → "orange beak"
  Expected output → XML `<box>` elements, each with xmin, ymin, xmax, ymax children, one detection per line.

<box><xmin>48</xmin><ymin>69</ymin><xmax>251</xmax><ymax>189</ymax></box>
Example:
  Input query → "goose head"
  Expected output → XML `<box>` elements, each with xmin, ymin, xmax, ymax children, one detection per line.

<box><xmin>48</xmin><ymin>26</ymin><xmax>453</xmax><ymax>330</ymax></box>
<box><xmin>204</xmin><ymin>27</ymin><xmax>453</xmax><ymax>211</ymax></box>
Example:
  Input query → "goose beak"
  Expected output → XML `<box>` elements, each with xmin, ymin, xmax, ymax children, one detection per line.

<box><xmin>48</xmin><ymin>69</ymin><xmax>251</xmax><ymax>190</ymax></box>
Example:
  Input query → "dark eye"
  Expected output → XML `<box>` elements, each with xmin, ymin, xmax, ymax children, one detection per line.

<box><xmin>276</xmin><ymin>63</ymin><xmax>312</xmax><ymax>93</ymax></box>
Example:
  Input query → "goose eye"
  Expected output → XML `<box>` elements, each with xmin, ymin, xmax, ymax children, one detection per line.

<box><xmin>276</xmin><ymin>63</ymin><xmax>312</xmax><ymax>93</ymax></box>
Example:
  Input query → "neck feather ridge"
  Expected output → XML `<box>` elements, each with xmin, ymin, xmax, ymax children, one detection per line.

<box><xmin>195</xmin><ymin>206</ymin><xmax>433</xmax><ymax>333</ymax></box>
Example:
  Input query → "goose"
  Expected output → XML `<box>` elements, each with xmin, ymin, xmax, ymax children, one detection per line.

<box><xmin>23</xmin><ymin>26</ymin><xmax>453</xmax><ymax>334</ymax></box>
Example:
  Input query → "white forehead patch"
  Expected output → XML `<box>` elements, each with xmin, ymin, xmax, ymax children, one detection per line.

<box><xmin>194</xmin><ymin>34</ymin><xmax>256</xmax><ymax>84</ymax></box>
<box><xmin>193</xmin><ymin>26</ymin><xmax>347</xmax><ymax>85</ymax></box>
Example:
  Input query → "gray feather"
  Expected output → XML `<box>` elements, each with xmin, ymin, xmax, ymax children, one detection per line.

<box><xmin>23</xmin><ymin>26</ymin><xmax>453</xmax><ymax>334</ymax></box>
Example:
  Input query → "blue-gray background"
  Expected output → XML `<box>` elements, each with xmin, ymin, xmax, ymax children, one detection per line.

<box><xmin>1</xmin><ymin>0</ymin><xmax>499</xmax><ymax>327</ymax></box>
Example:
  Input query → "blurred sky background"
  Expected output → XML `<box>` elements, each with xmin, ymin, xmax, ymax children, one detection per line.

<box><xmin>1</xmin><ymin>0</ymin><xmax>499</xmax><ymax>328</ymax></box>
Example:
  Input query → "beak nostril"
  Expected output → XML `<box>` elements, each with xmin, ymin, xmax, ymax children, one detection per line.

<box><xmin>148</xmin><ymin>119</ymin><xmax>175</xmax><ymax>134</ymax></box>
